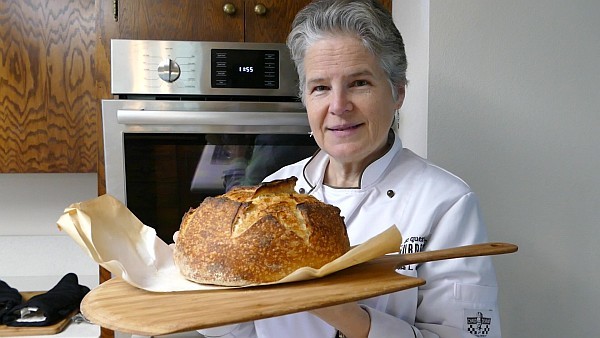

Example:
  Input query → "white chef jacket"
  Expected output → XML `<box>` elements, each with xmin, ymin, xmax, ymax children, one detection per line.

<box><xmin>200</xmin><ymin>131</ymin><xmax>501</xmax><ymax>338</ymax></box>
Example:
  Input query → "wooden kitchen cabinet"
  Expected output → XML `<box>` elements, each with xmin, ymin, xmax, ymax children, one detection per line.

<box><xmin>0</xmin><ymin>0</ymin><xmax>98</xmax><ymax>173</ymax></box>
<box><xmin>102</xmin><ymin>0</ymin><xmax>391</xmax><ymax>42</ymax></box>
<box><xmin>243</xmin><ymin>0</ymin><xmax>314</xmax><ymax>43</ymax></box>
<box><xmin>111</xmin><ymin>0</ymin><xmax>245</xmax><ymax>41</ymax></box>
<box><xmin>103</xmin><ymin>0</ymin><xmax>312</xmax><ymax>42</ymax></box>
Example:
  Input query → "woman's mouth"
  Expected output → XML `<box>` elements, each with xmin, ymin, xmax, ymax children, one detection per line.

<box><xmin>327</xmin><ymin>123</ymin><xmax>362</xmax><ymax>132</ymax></box>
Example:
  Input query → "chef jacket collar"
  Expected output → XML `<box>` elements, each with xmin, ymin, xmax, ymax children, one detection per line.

<box><xmin>302</xmin><ymin>129</ymin><xmax>403</xmax><ymax>190</ymax></box>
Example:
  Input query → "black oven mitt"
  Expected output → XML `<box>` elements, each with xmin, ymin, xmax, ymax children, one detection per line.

<box><xmin>2</xmin><ymin>273</ymin><xmax>90</xmax><ymax>327</ymax></box>
<box><xmin>0</xmin><ymin>279</ymin><xmax>22</xmax><ymax>323</ymax></box>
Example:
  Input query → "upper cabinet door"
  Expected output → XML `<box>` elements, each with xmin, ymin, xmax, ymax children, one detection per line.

<box><xmin>245</xmin><ymin>0</ymin><xmax>391</xmax><ymax>43</ymax></box>
<box><xmin>0</xmin><ymin>0</ymin><xmax>97</xmax><ymax>173</ymax></box>
<box><xmin>243</xmin><ymin>0</ymin><xmax>313</xmax><ymax>43</ymax></box>
<box><xmin>109</xmin><ymin>0</ymin><xmax>392</xmax><ymax>42</ymax></box>
<box><xmin>115</xmin><ymin>0</ymin><xmax>245</xmax><ymax>41</ymax></box>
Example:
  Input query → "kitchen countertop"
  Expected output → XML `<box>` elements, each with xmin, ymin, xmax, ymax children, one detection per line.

<box><xmin>1</xmin><ymin>322</ymin><xmax>99</xmax><ymax>338</ymax></box>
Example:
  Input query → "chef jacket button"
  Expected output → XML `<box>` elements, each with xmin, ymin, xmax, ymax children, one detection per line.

<box><xmin>387</xmin><ymin>190</ymin><xmax>395</xmax><ymax>198</ymax></box>
<box><xmin>299</xmin><ymin>188</ymin><xmax>306</xmax><ymax>194</ymax></box>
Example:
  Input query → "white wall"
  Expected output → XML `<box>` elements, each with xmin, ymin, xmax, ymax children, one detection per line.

<box><xmin>393</xmin><ymin>1</ymin><xmax>429</xmax><ymax>158</ymax></box>
<box><xmin>0</xmin><ymin>173</ymin><xmax>99</xmax><ymax>291</ymax></box>
<box><xmin>420</xmin><ymin>1</ymin><xmax>599</xmax><ymax>337</ymax></box>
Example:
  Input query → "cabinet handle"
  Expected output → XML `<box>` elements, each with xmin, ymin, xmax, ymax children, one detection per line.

<box><xmin>223</xmin><ymin>3</ymin><xmax>236</xmax><ymax>15</ymax></box>
<box><xmin>113</xmin><ymin>0</ymin><xmax>118</xmax><ymax>21</ymax></box>
<box><xmin>254</xmin><ymin>3</ymin><xmax>267</xmax><ymax>15</ymax></box>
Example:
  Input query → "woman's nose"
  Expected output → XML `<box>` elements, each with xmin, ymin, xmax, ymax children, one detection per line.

<box><xmin>329</xmin><ymin>89</ymin><xmax>353</xmax><ymax>115</ymax></box>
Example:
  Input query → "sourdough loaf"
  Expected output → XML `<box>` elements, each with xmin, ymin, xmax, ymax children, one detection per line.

<box><xmin>173</xmin><ymin>176</ymin><xmax>350</xmax><ymax>286</ymax></box>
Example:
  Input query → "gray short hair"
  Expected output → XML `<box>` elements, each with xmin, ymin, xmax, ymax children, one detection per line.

<box><xmin>287</xmin><ymin>0</ymin><xmax>407</xmax><ymax>103</ymax></box>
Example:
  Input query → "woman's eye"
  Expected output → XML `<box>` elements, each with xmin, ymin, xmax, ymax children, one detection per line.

<box><xmin>352</xmin><ymin>80</ymin><xmax>369</xmax><ymax>87</ymax></box>
<box><xmin>312</xmin><ymin>85</ymin><xmax>328</xmax><ymax>92</ymax></box>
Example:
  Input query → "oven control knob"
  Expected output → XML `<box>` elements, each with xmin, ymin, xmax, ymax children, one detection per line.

<box><xmin>157</xmin><ymin>58</ymin><xmax>181</xmax><ymax>82</ymax></box>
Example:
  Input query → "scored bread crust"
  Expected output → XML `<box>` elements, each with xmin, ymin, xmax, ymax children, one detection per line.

<box><xmin>173</xmin><ymin>176</ymin><xmax>350</xmax><ymax>286</ymax></box>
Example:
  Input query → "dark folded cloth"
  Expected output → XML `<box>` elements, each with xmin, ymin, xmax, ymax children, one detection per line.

<box><xmin>2</xmin><ymin>273</ymin><xmax>90</xmax><ymax>327</ymax></box>
<box><xmin>0</xmin><ymin>279</ymin><xmax>22</xmax><ymax>322</ymax></box>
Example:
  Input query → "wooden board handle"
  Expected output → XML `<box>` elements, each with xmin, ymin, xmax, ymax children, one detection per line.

<box><xmin>395</xmin><ymin>242</ymin><xmax>518</xmax><ymax>268</ymax></box>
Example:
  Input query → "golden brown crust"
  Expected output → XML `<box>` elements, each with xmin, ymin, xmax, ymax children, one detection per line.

<box><xmin>173</xmin><ymin>177</ymin><xmax>350</xmax><ymax>286</ymax></box>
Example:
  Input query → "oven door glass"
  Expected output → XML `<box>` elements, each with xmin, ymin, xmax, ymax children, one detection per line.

<box><xmin>124</xmin><ymin>133</ymin><xmax>318</xmax><ymax>243</ymax></box>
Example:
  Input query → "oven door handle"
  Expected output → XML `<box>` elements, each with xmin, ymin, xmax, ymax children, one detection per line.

<box><xmin>117</xmin><ymin>110</ymin><xmax>309</xmax><ymax>126</ymax></box>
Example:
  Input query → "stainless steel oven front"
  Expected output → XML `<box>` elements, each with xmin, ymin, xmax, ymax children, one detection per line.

<box><xmin>102</xmin><ymin>40</ymin><xmax>317</xmax><ymax>243</ymax></box>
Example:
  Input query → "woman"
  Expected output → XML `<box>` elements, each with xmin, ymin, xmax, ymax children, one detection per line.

<box><xmin>201</xmin><ymin>0</ymin><xmax>501</xmax><ymax>337</ymax></box>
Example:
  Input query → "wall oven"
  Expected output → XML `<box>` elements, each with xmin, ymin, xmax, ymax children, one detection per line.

<box><xmin>102</xmin><ymin>40</ymin><xmax>317</xmax><ymax>243</ymax></box>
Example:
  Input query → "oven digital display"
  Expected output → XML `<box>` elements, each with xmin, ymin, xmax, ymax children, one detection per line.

<box><xmin>211</xmin><ymin>49</ymin><xmax>279</xmax><ymax>89</ymax></box>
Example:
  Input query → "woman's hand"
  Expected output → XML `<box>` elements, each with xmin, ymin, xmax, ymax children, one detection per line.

<box><xmin>310</xmin><ymin>302</ymin><xmax>370</xmax><ymax>338</ymax></box>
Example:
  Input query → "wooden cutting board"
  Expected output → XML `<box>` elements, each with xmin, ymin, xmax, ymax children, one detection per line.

<box><xmin>81</xmin><ymin>242</ymin><xmax>517</xmax><ymax>336</ymax></box>
<box><xmin>0</xmin><ymin>292</ymin><xmax>75</xmax><ymax>337</ymax></box>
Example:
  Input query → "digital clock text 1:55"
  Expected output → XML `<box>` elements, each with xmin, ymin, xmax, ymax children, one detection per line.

<box><xmin>239</xmin><ymin>66</ymin><xmax>254</xmax><ymax>73</ymax></box>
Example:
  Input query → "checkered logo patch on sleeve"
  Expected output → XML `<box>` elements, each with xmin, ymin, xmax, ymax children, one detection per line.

<box><xmin>464</xmin><ymin>309</ymin><xmax>496</xmax><ymax>337</ymax></box>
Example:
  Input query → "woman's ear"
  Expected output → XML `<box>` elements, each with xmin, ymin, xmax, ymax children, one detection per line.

<box><xmin>394</xmin><ymin>85</ymin><xmax>406</xmax><ymax>110</ymax></box>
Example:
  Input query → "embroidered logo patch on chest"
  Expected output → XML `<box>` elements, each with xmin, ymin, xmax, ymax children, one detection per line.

<box><xmin>397</xmin><ymin>236</ymin><xmax>428</xmax><ymax>271</ymax></box>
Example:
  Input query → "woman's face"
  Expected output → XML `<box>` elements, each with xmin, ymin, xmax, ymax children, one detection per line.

<box><xmin>303</xmin><ymin>35</ymin><xmax>404</xmax><ymax>166</ymax></box>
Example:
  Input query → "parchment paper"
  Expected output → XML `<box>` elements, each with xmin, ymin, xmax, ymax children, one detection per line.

<box><xmin>56</xmin><ymin>194</ymin><xmax>402</xmax><ymax>292</ymax></box>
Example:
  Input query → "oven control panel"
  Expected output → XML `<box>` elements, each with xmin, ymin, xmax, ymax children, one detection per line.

<box><xmin>110</xmin><ymin>39</ymin><xmax>298</xmax><ymax>96</ymax></box>
<box><xmin>211</xmin><ymin>49</ymin><xmax>279</xmax><ymax>89</ymax></box>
